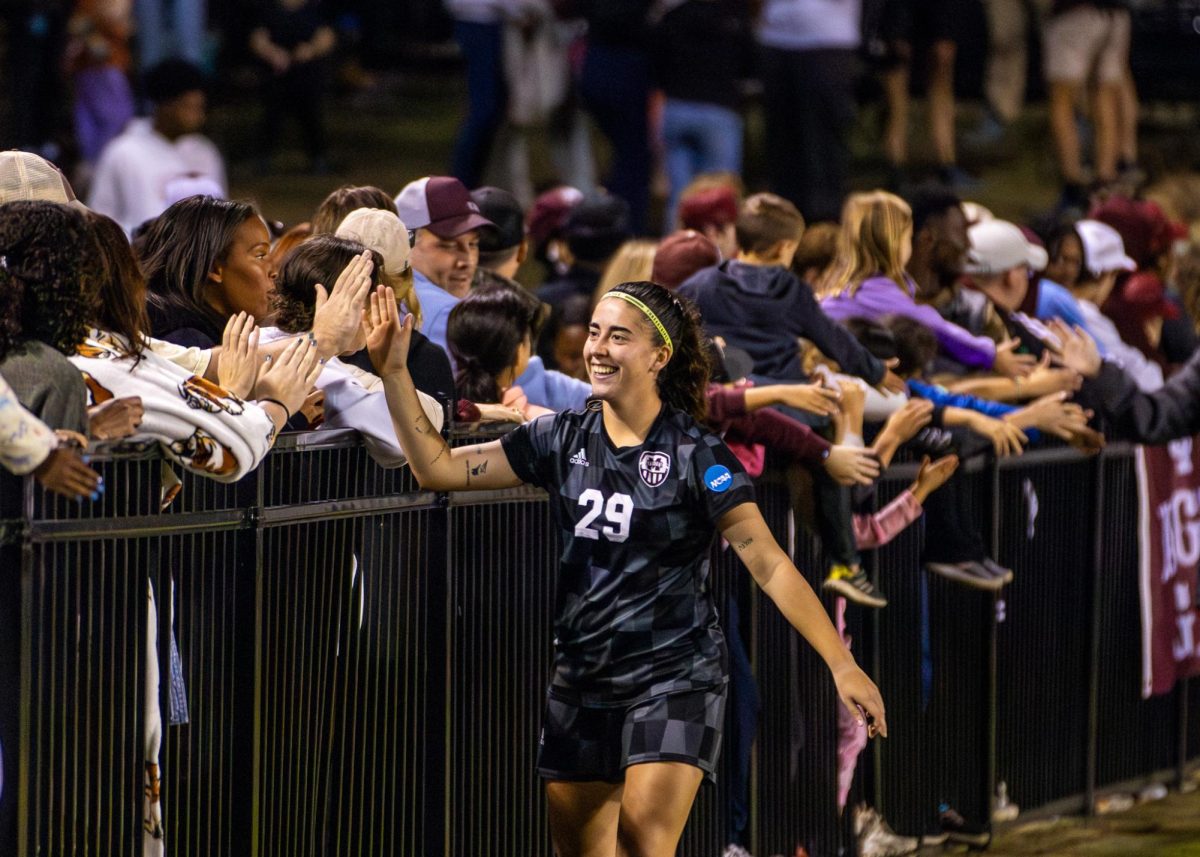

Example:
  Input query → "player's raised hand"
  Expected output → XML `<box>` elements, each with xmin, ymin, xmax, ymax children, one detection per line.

<box><xmin>363</xmin><ymin>286</ymin><xmax>413</xmax><ymax>378</ymax></box>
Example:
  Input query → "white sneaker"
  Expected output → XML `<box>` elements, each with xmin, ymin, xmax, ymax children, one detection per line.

<box><xmin>853</xmin><ymin>804</ymin><xmax>918</xmax><ymax>857</ymax></box>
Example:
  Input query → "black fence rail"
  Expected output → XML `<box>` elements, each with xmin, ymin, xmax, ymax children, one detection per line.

<box><xmin>0</xmin><ymin>433</ymin><xmax>1197</xmax><ymax>857</ymax></box>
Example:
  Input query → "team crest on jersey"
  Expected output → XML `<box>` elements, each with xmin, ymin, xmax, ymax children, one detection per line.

<box><xmin>638</xmin><ymin>451</ymin><xmax>671</xmax><ymax>487</ymax></box>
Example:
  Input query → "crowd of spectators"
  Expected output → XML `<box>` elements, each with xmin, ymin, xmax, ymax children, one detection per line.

<box><xmin>4</xmin><ymin>134</ymin><xmax>1200</xmax><ymax>851</ymax></box>
<box><xmin>3</xmin><ymin>1</ymin><xmax>1200</xmax><ymax>854</ymax></box>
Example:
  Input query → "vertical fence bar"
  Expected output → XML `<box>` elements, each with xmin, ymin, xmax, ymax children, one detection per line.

<box><xmin>1085</xmin><ymin>452</ymin><xmax>1106</xmax><ymax>816</ymax></box>
<box><xmin>1179</xmin><ymin>679</ymin><xmax>1190</xmax><ymax>790</ymax></box>
<box><xmin>985</xmin><ymin>458</ymin><xmax>1000</xmax><ymax>842</ymax></box>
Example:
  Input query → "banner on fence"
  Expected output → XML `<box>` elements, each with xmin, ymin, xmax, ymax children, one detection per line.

<box><xmin>1137</xmin><ymin>440</ymin><xmax>1200</xmax><ymax>697</ymax></box>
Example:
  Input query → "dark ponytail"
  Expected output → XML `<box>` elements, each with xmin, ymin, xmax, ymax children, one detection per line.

<box><xmin>447</xmin><ymin>282</ymin><xmax>546</xmax><ymax>404</ymax></box>
<box><xmin>606</xmin><ymin>281</ymin><xmax>710</xmax><ymax>422</ymax></box>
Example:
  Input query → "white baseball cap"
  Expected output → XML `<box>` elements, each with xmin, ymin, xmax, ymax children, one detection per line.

<box><xmin>966</xmin><ymin>220</ymin><xmax>1048</xmax><ymax>275</ymax></box>
<box><xmin>1075</xmin><ymin>219</ymin><xmax>1137</xmax><ymax>277</ymax></box>
<box><xmin>335</xmin><ymin>207</ymin><xmax>410</xmax><ymax>275</ymax></box>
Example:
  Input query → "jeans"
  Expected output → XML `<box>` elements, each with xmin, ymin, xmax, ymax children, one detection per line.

<box><xmin>661</xmin><ymin>99</ymin><xmax>743</xmax><ymax>232</ymax></box>
<box><xmin>451</xmin><ymin>20</ymin><xmax>506</xmax><ymax>189</ymax></box>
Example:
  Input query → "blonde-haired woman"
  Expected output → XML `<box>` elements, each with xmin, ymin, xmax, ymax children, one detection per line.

<box><xmin>335</xmin><ymin>207</ymin><xmax>423</xmax><ymax>328</ymax></box>
<box><xmin>821</xmin><ymin>191</ymin><xmax>1027</xmax><ymax>377</ymax></box>
<box><xmin>592</xmin><ymin>239</ymin><xmax>658</xmax><ymax>306</ymax></box>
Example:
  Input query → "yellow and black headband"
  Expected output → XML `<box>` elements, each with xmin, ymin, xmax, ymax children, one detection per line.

<box><xmin>600</xmin><ymin>291</ymin><xmax>674</xmax><ymax>357</ymax></box>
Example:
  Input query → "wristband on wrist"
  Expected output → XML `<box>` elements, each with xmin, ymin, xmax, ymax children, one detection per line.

<box><xmin>258</xmin><ymin>397</ymin><xmax>292</xmax><ymax>419</ymax></box>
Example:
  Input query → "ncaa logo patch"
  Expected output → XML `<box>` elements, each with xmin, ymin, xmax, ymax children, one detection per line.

<box><xmin>639</xmin><ymin>451</ymin><xmax>672</xmax><ymax>488</ymax></box>
<box><xmin>704</xmin><ymin>464</ymin><xmax>733</xmax><ymax>493</ymax></box>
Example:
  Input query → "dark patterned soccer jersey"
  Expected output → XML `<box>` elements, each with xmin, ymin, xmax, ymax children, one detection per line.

<box><xmin>501</xmin><ymin>404</ymin><xmax>756</xmax><ymax>706</ymax></box>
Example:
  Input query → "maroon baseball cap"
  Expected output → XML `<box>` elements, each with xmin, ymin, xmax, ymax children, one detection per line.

<box><xmin>1121</xmin><ymin>271</ymin><xmax>1180</xmax><ymax>320</ymax></box>
<box><xmin>678</xmin><ymin>186</ymin><xmax>738</xmax><ymax>231</ymax></box>
<box><xmin>419</xmin><ymin>176</ymin><xmax>494</xmax><ymax>239</ymax></box>
<box><xmin>526</xmin><ymin>185</ymin><xmax>584</xmax><ymax>248</ymax></box>
<box><xmin>653</xmin><ymin>230</ymin><xmax>721</xmax><ymax>290</ymax></box>
<box><xmin>1089</xmin><ymin>196</ymin><xmax>1187</xmax><ymax>268</ymax></box>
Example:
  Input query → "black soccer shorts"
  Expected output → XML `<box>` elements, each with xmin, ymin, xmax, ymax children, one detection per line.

<box><xmin>537</xmin><ymin>684</ymin><xmax>727</xmax><ymax>784</ymax></box>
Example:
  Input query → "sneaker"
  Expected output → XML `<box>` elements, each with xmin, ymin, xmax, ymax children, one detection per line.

<box><xmin>926</xmin><ymin>561</ymin><xmax>1004</xmax><ymax>592</ymax></box>
<box><xmin>823</xmin><ymin>565</ymin><xmax>888</xmax><ymax>608</ymax></box>
<box><xmin>854</xmin><ymin>804</ymin><xmax>918</xmax><ymax>856</ymax></box>
<box><xmin>980</xmin><ymin>557</ymin><xmax>1014</xmax><ymax>585</ymax></box>
<box><xmin>722</xmin><ymin>845</ymin><xmax>754</xmax><ymax>857</ymax></box>
<box><xmin>938</xmin><ymin>804</ymin><xmax>990</xmax><ymax>847</ymax></box>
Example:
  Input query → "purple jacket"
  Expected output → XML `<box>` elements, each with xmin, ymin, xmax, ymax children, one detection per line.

<box><xmin>821</xmin><ymin>275</ymin><xmax>997</xmax><ymax>370</ymax></box>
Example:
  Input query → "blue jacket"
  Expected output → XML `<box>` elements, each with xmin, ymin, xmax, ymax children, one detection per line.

<box><xmin>908</xmin><ymin>379</ymin><xmax>1042</xmax><ymax>444</ymax></box>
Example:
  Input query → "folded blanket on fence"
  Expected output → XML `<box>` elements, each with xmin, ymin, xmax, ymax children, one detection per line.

<box><xmin>70</xmin><ymin>330</ymin><xmax>274</xmax><ymax>481</ymax></box>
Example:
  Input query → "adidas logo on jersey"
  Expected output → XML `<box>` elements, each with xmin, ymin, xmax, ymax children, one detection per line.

<box><xmin>570</xmin><ymin>448</ymin><xmax>590</xmax><ymax>467</ymax></box>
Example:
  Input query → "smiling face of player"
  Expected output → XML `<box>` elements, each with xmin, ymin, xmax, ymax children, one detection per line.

<box><xmin>584</xmin><ymin>297</ymin><xmax>672</xmax><ymax>413</ymax></box>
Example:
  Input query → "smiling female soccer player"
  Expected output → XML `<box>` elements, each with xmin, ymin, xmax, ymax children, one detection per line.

<box><xmin>363</xmin><ymin>280</ymin><xmax>886</xmax><ymax>857</ymax></box>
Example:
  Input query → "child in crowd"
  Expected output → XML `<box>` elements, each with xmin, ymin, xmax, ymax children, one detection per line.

<box><xmin>679</xmin><ymin>191</ymin><xmax>903</xmax><ymax>389</ymax></box>
<box><xmin>679</xmin><ymin>191</ymin><xmax>908</xmax><ymax>607</ymax></box>
<box><xmin>821</xmin><ymin>190</ymin><xmax>1033</xmax><ymax>380</ymax></box>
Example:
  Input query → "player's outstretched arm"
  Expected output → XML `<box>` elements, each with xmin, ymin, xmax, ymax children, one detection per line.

<box><xmin>364</xmin><ymin>286</ymin><xmax>522</xmax><ymax>492</ymax></box>
<box><xmin>718</xmin><ymin>502</ymin><xmax>888</xmax><ymax>737</ymax></box>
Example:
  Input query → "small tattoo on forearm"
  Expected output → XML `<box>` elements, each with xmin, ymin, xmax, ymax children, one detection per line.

<box><xmin>414</xmin><ymin>415</ymin><xmax>432</xmax><ymax>435</ymax></box>
<box><xmin>734</xmin><ymin>538</ymin><xmax>754</xmax><ymax>551</ymax></box>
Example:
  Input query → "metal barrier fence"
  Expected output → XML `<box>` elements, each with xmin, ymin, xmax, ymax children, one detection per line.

<box><xmin>0</xmin><ymin>432</ymin><xmax>1197</xmax><ymax>857</ymax></box>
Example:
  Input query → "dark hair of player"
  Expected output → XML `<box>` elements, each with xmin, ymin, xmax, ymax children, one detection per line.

<box><xmin>606</xmin><ymin>280</ymin><xmax>710</xmax><ymax>423</ymax></box>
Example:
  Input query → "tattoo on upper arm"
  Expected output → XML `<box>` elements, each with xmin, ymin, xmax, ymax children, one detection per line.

<box><xmin>465</xmin><ymin>457</ymin><xmax>487</xmax><ymax>485</ymax></box>
<box><xmin>733</xmin><ymin>537</ymin><xmax>754</xmax><ymax>552</ymax></box>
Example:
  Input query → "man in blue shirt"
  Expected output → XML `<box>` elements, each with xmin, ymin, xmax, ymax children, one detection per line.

<box><xmin>400</xmin><ymin>176</ymin><xmax>494</xmax><ymax>350</ymax></box>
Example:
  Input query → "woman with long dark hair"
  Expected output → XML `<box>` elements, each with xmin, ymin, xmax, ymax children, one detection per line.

<box><xmin>362</xmin><ymin>279</ymin><xmax>886</xmax><ymax>856</ymax></box>
<box><xmin>141</xmin><ymin>195</ymin><xmax>276</xmax><ymax>348</ymax></box>
<box><xmin>78</xmin><ymin>208</ymin><xmax>321</xmax><ymax>480</ymax></box>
